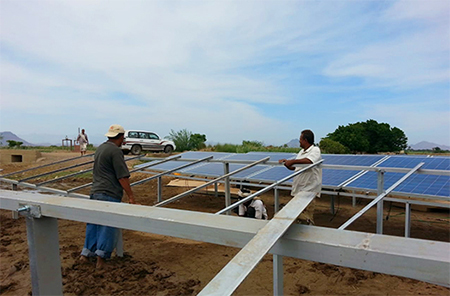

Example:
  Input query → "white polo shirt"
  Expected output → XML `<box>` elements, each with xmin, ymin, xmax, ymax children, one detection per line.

<box><xmin>291</xmin><ymin>145</ymin><xmax>322</xmax><ymax>197</ymax></box>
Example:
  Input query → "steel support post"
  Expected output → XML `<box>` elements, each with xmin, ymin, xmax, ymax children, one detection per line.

<box><xmin>116</xmin><ymin>229</ymin><xmax>124</xmax><ymax>257</ymax></box>
<box><xmin>157</xmin><ymin>176</ymin><xmax>162</xmax><ymax>203</ymax></box>
<box><xmin>405</xmin><ymin>202</ymin><xmax>411</xmax><ymax>238</ymax></box>
<box><xmin>273</xmin><ymin>254</ymin><xmax>283</xmax><ymax>296</ymax></box>
<box><xmin>352</xmin><ymin>190</ymin><xmax>356</xmax><ymax>207</ymax></box>
<box><xmin>376</xmin><ymin>170</ymin><xmax>385</xmax><ymax>234</ymax></box>
<box><xmin>12</xmin><ymin>183</ymin><xmax>17</xmax><ymax>191</ymax></box>
<box><xmin>215</xmin><ymin>183</ymin><xmax>218</xmax><ymax>198</ymax></box>
<box><xmin>224</xmin><ymin>163</ymin><xmax>231</xmax><ymax>215</ymax></box>
<box><xmin>274</xmin><ymin>187</ymin><xmax>279</xmax><ymax>213</ymax></box>
<box><xmin>26</xmin><ymin>216</ymin><xmax>63</xmax><ymax>296</ymax></box>
<box><xmin>330</xmin><ymin>195</ymin><xmax>335</xmax><ymax>215</ymax></box>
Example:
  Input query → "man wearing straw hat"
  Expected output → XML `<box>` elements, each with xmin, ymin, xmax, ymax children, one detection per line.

<box><xmin>80</xmin><ymin>124</ymin><xmax>136</xmax><ymax>269</ymax></box>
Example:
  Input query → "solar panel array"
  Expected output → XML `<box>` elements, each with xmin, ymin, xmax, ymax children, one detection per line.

<box><xmin>345</xmin><ymin>156</ymin><xmax>450</xmax><ymax>196</ymax></box>
<box><xmin>137</xmin><ymin>152</ymin><xmax>450</xmax><ymax>198</ymax></box>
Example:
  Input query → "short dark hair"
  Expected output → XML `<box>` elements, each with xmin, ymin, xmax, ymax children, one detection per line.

<box><xmin>301</xmin><ymin>130</ymin><xmax>314</xmax><ymax>145</ymax></box>
<box><xmin>108</xmin><ymin>133</ymin><xmax>124</xmax><ymax>140</ymax></box>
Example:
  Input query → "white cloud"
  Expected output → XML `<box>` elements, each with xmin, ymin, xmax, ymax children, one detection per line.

<box><xmin>0</xmin><ymin>0</ymin><xmax>449</xmax><ymax>146</ymax></box>
<box><xmin>324</xmin><ymin>0</ymin><xmax>449</xmax><ymax>88</ymax></box>
<box><xmin>361</xmin><ymin>101</ymin><xmax>450</xmax><ymax>145</ymax></box>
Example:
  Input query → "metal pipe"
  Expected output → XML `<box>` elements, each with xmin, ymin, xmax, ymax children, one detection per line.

<box><xmin>0</xmin><ymin>154</ymin><xmax>93</xmax><ymax>178</ymax></box>
<box><xmin>405</xmin><ymin>203</ymin><xmax>411</xmax><ymax>238</ymax></box>
<box><xmin>224</xmin><ymin>163</ymin><xmax>231</xmax><ymax>215</ymax></box>
<box><xmin>67</xmin><ymin>155</ymin><xmax>181</xmax><ymax>193</ymax></box>
<box><xmin>215</xmin><ymin>160</ymin><xmax>323</xmax><ymax>215</ymax></box>
<box><xmin>130</xmin><ymin>156</ymin><xmax>213</xmax><ymax>187</ymax></box>
<box><xmin>36</xmin><ymin>155</ymin><xmax>142</xmax><ymax>186</ymax></box>
<box><xmin>339</xmin><ymin>162</ymin><xmax>425</xmax><ymax>230</ymax></box>
<box><xmin>18</xmin><ymin>159</ymin><xmax>95</xmax><ymax>182</ymax></box>
<box><xmin>154</xmin><ymin>157</ymin><xmax>271</xmax><ymax>207</ymax></box>
<box><xmin>128</xmin><ymin>155</ymin><xmax>181</xmax><ymax>173</ymax></box>
<box><xmin>376</xmin><ymin>170</ymin><xmax>385</xmax><ymax>234</ymax></box>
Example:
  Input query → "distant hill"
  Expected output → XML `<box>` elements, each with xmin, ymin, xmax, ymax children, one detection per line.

<box><xmin>410</xmin><ymin>141</ymin><xmax>450</xmax><ymax>151</ymax></box>
<box><xmin>284</xmin><ymin>139</ymin><xmax>300</xmax><ymax>148</ymax></box>
<box><xmin>0</xmin><ymin>131</ymin><xmax>35</xmax><ymax>146</ymax></box>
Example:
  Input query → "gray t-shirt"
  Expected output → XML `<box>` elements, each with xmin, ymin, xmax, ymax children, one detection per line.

<box><xmin>91</xmin><ymin>141</ymin><xmax>130</xmax><ymax>200</ymax></box>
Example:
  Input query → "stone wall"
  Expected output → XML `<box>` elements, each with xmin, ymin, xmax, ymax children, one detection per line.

<box><xmin>0</xmin><ymin>150</ymin><xmax>42</xmax><ymax>164</ymax></box>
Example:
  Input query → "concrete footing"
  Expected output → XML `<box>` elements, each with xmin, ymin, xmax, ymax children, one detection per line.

<box><xmin>0</xmin><ymin>150</ymin><xmax>42</xmax><ymax>164</ymax></box>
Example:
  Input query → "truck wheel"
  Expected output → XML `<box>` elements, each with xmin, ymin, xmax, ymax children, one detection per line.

<box><xmin>131</xmin><ymin>145</ymin><xmax>142</xmax><ymax>155</ymax></box>
<box><xmin>164</xmin><ymin>145</ymin><xmax>174</xmax><ymax>154</ymax></box>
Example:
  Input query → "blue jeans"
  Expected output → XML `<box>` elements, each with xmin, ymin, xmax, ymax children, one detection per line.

<box><xmin>81</xmin><ymin>193</ymin><xmax>121</xmax><ymax>259</ymax></box>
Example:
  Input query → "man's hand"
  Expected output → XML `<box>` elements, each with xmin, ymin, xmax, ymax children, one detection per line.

<box><xmin>278</xmin><ymin>159</ymin><xmax>287</xmax><ymax>164</ymax></box>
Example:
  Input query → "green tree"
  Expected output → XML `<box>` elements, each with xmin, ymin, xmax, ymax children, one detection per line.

<box><xmin>190</xmin><ymin>133</ymin><xmax>207</xmax><ymax>150</ymax></box>
<box><xmin>319</xmin><ymin>138</ymin><xmax>349</xmax><ymax>154</ymax></box>
<box><xmin>326</xmin><ymin>120</ymin><xmax>408</xmax><ymax>153</ymax></box>
<box><xmin>168</xmin><ymin>129</ymin><xmax>207</xmax><ymax>151</ymax></box>
<box><xmin>7</xmin><ymin>140</ymin><xmax>23</xmax><ymax>148</ymax></box>
<box><xmin>432</xmin><ymin>147</ymin><xmax>442</xmax><ymax>153</ymax></box>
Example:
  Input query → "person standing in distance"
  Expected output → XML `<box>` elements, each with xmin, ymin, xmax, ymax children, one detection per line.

<box><xmin>77</xmin><ymin>129</ymin><xmax>89</xmax><ymax>156</ymax></box>
<box><xmin>80</xmin><ymin>124</ymin><xmax>136</xmax><ymax>269</ymax></box>
<box><xmin>278</xmin><ymin>129</ymin><xmax>322</xmax><ymax>225</ymax></box>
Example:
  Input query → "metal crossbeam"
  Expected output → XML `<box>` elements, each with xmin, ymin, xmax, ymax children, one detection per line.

<box><xmin>66</xmin><ymin>155</ymin><xmax>179</xmax><ymax>193</ymax></box>
<box><xmin>1</xmin><ymin>189</ymin><xmax>449</xmax><ymax>289</ymax></box>
<box><xmin>35</xmin><ymin>155</ymin><xmax>142</xmax><ymax>186</ymax></box>
<box><xmin>18</xmin><ymin>159</ymin><xmax>95</xmax><ymax>182</ymax></box>
<box><xmin>0</xmin><ymin>154</ymin><xmax>93</xmax><ymax>178</ymax></box>
<box><xmin>128</xmin><ymin>155</ymin><xmax>181</xmax><ymax>173</ymax></box>
<box><xmin>199</xmin><ymin>191</ymin><xmax>316</xmax><ymax>296</ymax></box>
<box><xmin>216</xmin><ymin>160</ymin><xmax>323</xmax><ymax>215</ymax></box>
<box><xmin>131</xmin><ymin>156</ymin><xmax>212</xmax><ymax>187</ymax></box>
<box><xmin>339</xmin><ymin>162</ymin><xmax>425</xmax><ymax>230</ymax></box>
<box><xmin>154</xmin><ymin>157</ymin><xmax>270</xmax><ymax>207</ymax></box>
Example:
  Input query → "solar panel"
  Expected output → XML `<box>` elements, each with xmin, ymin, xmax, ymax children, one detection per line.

<box><xmin>249</xmin><ymin>166</ymin><xmax>294</xmax><ymax>184</ymax></box>
<box><xmin>377</xmin><ymin>156</ymin><xmax>450</xmax><ymax>170</ymax></box>
<box><xmin>221</xmin><ymin>154</ymin><xmax>272</xmax><ymax>162</ymax></box>
<box><xmin>322</xmin><ymin>154</ymin><xmax>385</xmax><ymax>166</ymax></box>
<box><xmin>134</xmin><ymin>152</ymin><xmax>449</xmax><ymax>198</ymax></box>
<box><xmin>178</xmin><ymin>151</ymin><xmax>233</xmax><ymax>160</ymax></box>
<box><xmin>344</xmin><ymin>171</ymin><xmax>450</xmax><ymax>197</ymax></box>
<box><xmin>137</xmin><ymin>160</ymin><xmax>194</xmax><ymax>172</ymax></box>
<box><xmin>246</xmin><ymin>152</ymin><xmax>297</xmax><ymax>162</ymax></box>
<box><xmin>395</xmin><ymin>174</ymin><xmax>450</xmax><ymax>196</ymax></box>
<box><xmin>182</xmin><ymin>163</ymin><xmax>268</xmax><ymax>179</ymax></box>
<box><xmin>322</xmin><ymin>169</ymin><xmax>362</xmax><ymax>187</ymax></box>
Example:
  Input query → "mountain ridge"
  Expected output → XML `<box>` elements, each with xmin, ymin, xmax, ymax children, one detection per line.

<box><xmin>0</xmin><ymin>131</ymin><xmax>35</xmax><ymax>146</ymax></box>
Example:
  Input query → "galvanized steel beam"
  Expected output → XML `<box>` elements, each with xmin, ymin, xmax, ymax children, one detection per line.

<box><xmin>339</xmin><ymin>163</ymin><xmax>425</xmax><ymax>230</ymax></box>
<box><xmin>0</xmin><ymin>189</ymin><xmax>449</xmax><ymax>288</ymax></box>
<box><xmin>0</xmin><ymin>154</ymin><xmax>93</xmax><ymax>178</ymax></box>
<box><xmin>199</xmin><ymin>191</ymin><xmax>315</xmax><ymax>296</ymax></box>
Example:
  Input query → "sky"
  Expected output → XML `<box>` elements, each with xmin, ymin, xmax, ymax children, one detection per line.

<box><xmin>0</xmin><ymin>0</ymin><xmax>449</xmax><ymax>147</ymax></box>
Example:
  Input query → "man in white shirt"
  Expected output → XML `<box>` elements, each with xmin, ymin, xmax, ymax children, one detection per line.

<box><xmin>77</xmin><ymin>129</ymin><xmax>89</xmax><ymax>156</ymax></box>
<box><xmin>278</xmin><ymin>129</ymin><xmax>322</xmax><ymax>224</ymax></box>
<box><xmin>237</xmin><ymin>188</ymin><xmax>268</xmax><ymax>220</ymax></box>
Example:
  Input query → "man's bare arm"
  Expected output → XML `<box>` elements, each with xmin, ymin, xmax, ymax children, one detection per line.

<box><xmin>119</xmin><ymin>177</ymin><xmax>136</xmax><ymax>204</ymax></box>
<box><xmin>278</xmin><ymin>158</ymin><xmax>312</xmax><ymax>170</ymax></box>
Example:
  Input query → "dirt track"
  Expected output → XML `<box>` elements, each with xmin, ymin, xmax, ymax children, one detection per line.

<box><xmin>1</xmin><ymin>152</ymin><xmax>449</xmax><ymax>295</ymax></box>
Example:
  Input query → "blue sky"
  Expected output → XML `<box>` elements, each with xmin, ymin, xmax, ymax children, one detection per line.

<box><xmin>0</xmin><ymin>0</ymin><xmax>449</xmax><ymax>147</ymax></box>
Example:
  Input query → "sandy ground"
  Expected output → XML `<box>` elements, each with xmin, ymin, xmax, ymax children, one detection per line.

<box><xmin>0</xmin><ymin>151</ymin><xmax>449</xmax><ymax>295</ymax></box>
